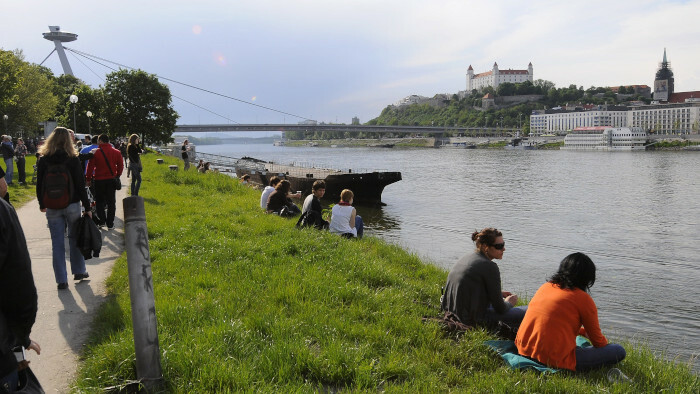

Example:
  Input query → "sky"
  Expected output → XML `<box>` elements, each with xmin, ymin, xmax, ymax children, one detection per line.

<box><xmin>2</xmin><ymin>0</ymin><xmax>700</xmax><ymax>126</ymax></box>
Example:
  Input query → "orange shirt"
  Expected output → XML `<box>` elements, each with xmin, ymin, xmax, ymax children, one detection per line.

<box><xmin>515</xmin><ymin>282</ymin><xmax>608</xmax><ymax>371</ymax></box>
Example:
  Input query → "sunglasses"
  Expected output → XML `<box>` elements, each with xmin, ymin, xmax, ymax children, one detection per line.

<box><xmin>492</xmin><ymin>243</ymin><xmax>505</xmax><ymax>250</ymax></box>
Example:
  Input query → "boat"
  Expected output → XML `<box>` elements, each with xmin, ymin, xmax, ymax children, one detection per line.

<box><xmin>273</xmin><ymin>140</ymin><xmax>285</xmax><ymax>146</ymax></box>
<box><xmin>234</xmin><ymin>157</ymin><xmax>401</xmax><ymax>205</ymax></box>
<box><xmin>441</xmin><ymin>142</ymin><xmax>477</xmax><ymax>149</ymax></box>
<box><xmin>504</xmin><ymin>137</ymin><xmax>537</xmax><ymax>150</ymax></box>
<box><xmin>561</xmin><ymin>127</ymin><xmax>648</xmax><ymax>151</ymax></box>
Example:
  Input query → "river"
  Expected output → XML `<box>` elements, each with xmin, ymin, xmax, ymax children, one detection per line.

<box><xmin>197</xmin><ymin>142</ymin><xmax>699</xmax><ymax>370</ymax></box>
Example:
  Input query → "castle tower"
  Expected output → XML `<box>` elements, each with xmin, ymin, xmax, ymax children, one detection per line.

<box><xmin>528</xmin><ymin>62</ymin><xmax>533</xmax><ymax>77</ymax></box>
<box><xmin>654</xmin><ymin>48</ymin><xmax>674</xmax><ymax>101</ymax></box>
<box><xmin>42</xmin><ymin>26</ymin><xmax>78</xmax><ymax>76</ymax></box>
<box><xmin>467</xmin><ymin>65</ymin><xmax>474</xmax><ymax>91</ymax></box>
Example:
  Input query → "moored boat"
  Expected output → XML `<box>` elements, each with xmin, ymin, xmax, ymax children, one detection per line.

<box><xmin>234</xmin><ymin>157</ymin><xmax>401</xmax><ymax>205</ymax></box>
<box><xmin>561</xmin><ymin>127</ymin><xmax>648</xmax><ymax>151</ymax></box>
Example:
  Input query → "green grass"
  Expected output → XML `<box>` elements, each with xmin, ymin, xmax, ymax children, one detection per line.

<box><xmin>74</xmin><ymin>155</ymin><xmax>698</xmax><ymax>392</ymax></box>
<box><xmin>5</xmin><ymin>155</ymin><xmax>38</xmax><ymax>207</ymax></box>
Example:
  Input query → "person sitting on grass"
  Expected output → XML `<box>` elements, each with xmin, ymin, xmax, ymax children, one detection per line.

<box><xmin>515</xmin><ymin>252</ymin><xmax>626</xmax><ymax>371</ymax></box>
<box><xmin>440</xmin><ymin>228</ymin><xmax>526</xmax><ymax>336</ymax></box>
<box><xmin>298</xmin><ymin>180</ymin><xmax>329</xmax><ymax>229</ymax></box>
<box><xmin>260</xmin><ymin>176</ymin><xmax>281</xmax><ymax>209</ymax></box>
<box><xmin>240</xmin><ymin>174</ymin><xmax>251</xmax><ymax>185</ymax></box>
<box><xmin>266</xmin><ymin>179</ymin><xmax>300</xmax><ymax>216</ymax></box>
<box><xmin>328</xmin><ymin>189</ymin><xmax>363</xmax><ymax>238</ymax></box>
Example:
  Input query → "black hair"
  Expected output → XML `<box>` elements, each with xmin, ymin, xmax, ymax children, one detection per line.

<box><xmin>98</xmin><ymin>134</ymin><xmax>110</xmax><ymax>143</ymax></box>
<box><xmin>549</xmin><ymin>252</ymin><xmax>596</xmax><ymax>292</ymax></box>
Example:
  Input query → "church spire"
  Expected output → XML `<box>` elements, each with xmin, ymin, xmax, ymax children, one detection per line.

<box><xmin>663</xmin><ymin>48</ymin><xmax>667</xmax><ymax>64</ymax></box>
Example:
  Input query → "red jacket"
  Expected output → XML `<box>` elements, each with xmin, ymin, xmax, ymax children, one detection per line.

<box><xmin>86</xmin><ymin>143</ymin><xmax>124</xmax><ymax>181</ymax></box>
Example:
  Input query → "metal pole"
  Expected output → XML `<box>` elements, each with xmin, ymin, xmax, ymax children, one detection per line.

<box><xmin>123</xmin><ymin>196</ymin><xmax>164</xmax><ymax>389</ymax></box>
<box><xmin>72</xmin><ymin>104</ymin><xmax>76</xmax><ymax>131</ymax></box>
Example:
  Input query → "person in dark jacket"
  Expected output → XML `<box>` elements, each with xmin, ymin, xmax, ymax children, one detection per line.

<box><xmin>85</xmin><ymin>134</ymin><xmax>123</xmax><ymax>229</ymax></box>
<box><xmin>1</xmin><ymin>135</ymin><xmax>13</xmax><ymax>185</ymax></box>
<box><xmin>126</xmin><ymin>134</ymin><xmax>143</xmax><ymax>196</ymax></box>
<box><xmin>36</xmin><ymin>127</ymin><xmax>92</xmax><ymax>290</ymax></box>
<box><xmin>440</xmin><ymin>227</ymin><xmax>527</xmax><ymax>332</ymax></box>
<box><xmin>0</xmin><ymin>198</ymin><xmax>41</xmax><ymax>391</ymax></box>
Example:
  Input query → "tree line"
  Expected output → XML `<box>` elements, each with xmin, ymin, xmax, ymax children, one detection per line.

<box><xmin>0</xmin><ymin>49</ymin><xmax>178</xmax><ymax>145</ymax></box>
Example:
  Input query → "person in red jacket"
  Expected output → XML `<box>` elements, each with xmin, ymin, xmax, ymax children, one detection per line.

<box><xmin>515</xmin><ymin>252</ymin><xmax>626</xmax><ymax>371</ymax></box>
<box><xmin>86</xmin><ymin>134</ymin><xmax>123</xmax><ymax>229</ymax></box>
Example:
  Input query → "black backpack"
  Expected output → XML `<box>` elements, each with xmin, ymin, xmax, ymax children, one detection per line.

<box><xmin>42</xmin><ymin>163</ymin><xmax>74</xmax><ymax>209</ymax></box>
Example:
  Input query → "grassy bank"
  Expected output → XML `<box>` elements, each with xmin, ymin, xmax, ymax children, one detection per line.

<box><xmin>75</xmin><ymin>156</ymin><xmax>698</xmax><ymax>392</ymax></box>
<box><xmin>5</xmin><ymin>155</ymin><xmax>38</xmax><ymax>207</ymax></box>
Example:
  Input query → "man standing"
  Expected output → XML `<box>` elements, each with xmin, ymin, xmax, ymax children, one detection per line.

<box><xmin>0</xmin><ymin>198</ymin><xmax>41</xmax><ymax>391</ymax></box>
<box><xmin>86</xmin><ymin>134</ymin><xmax>123</xmax><ymax>229</ymax></box>
<box><xmin>79</xmin><ymin>134</ymin><xmax>99</xmax><ymax>173</ymax></box>
<box><xmin>13</xmin><ymin>138</ymin><xmax>27</xmax><ymax>185</ymax></box>
<box><xmin>1</xmin><ymin>136</ymin><xmax>13</xmax><ymax>185</ymax></box>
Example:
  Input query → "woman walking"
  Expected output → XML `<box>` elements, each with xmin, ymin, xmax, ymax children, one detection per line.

<box><xmin>127</xmin><ymin>134</ymin><xmax>143</xmax><ymax>196</ymax></box>
<box><xmin>36</xmin><ymin>127</ymin><xmax>92</xmax><ymax>290</ymax></box>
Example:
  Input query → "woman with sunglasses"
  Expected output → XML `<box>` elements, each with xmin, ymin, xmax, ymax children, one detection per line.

<box><xmin>440</xmin><ymin>227</ymin><xmax>527</xmax><ymax>333</ymax></box>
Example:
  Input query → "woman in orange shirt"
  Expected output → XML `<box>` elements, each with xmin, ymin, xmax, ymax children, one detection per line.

<box><xmin>515</xmin><ymin>252</ymin><xmax>626</xmax><ymax>371</ymax></box>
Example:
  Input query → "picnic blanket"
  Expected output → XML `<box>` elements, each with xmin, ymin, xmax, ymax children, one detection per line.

<box><xmin>485</xmin><ymin>336</ymin><xmax>593</xmax><ymax>373</ymax></box>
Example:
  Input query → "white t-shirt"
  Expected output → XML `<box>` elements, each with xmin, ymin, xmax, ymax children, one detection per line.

<box><xmin>329</xmin><ymin>204</ymin><xmax>356</xmax><ymax>237</ymax></box>
<box><xmin>260</xmin><ymin>186</ymin><xmax>275</xmax><ymax>209</ymax></box>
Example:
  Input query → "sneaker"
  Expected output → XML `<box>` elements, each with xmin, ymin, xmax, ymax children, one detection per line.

<box><xmin>57</xmin><ymin>282</ymin><xmax>68</xmax><ymax>290</ymax></box>
<box><xmin>74</xmin><ymin>272</ymin><xmax>90</xmax><ymax>280</ymax></box>
<box><xmin>107</xmin><ymin>224</ymin><xmax>115</xmax><ymax>230</ymax></box>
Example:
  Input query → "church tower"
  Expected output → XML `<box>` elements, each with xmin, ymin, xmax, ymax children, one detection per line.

<box><xmin>654</xmin><ymin>48</ymin><xmax>674</xmax><ymax>101</ymax></box>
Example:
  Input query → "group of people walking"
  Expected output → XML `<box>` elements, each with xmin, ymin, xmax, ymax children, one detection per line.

<box><xmin>441</xmin><ymin>227</ymin><xmax>626</xmax><ymax>372</ymax></box>
<box><xmin>1</xmin><ymin>135</ymin><xmax>28</xmax><ymax>186</ymax></box>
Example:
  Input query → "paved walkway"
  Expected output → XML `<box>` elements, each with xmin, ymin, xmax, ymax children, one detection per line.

<box><xmin>17</xmin><ymin>177</ymin><xmax>127</xmax><ymax>393</ymax></box>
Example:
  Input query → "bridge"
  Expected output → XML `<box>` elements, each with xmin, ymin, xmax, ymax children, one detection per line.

<box><xmin>174</xmin><ymin>123</ymin><xmax>520</xmax><ymax>137</ymax></box>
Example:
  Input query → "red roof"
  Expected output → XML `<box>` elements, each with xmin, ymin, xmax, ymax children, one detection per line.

<box><xmin>483</xmin><ymin>93</ymin><xmax>494</xmax><ymax>99</ymax></box>
<box><xmin>474</xmin><ymin>71</ymin><xmax>493</xmax><ymax>78</ymax></box>
<box><xmin>668</xmin><ymin>91</ymin><xmax>700</xmax><ymax>103</ymax></box>
<box><xmin>468</xmin><ymin>65</ymin><xmax>473</xmax><ymax>70</ymax></box>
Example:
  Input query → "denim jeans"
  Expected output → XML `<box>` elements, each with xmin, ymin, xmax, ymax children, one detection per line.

<box><xmin>46</xmin><ymin>202</ymin><xmax>86</xmax><ymax>283</ymax></box>
<box><xmin>94</xmin><ymin>179</ymin><xmax>116</xmax><ymax>227</ymax></box>
<box><xmin>0</xmin><ymin>369</ymin><xmax>18</xmax><ymax>393</ymax></box>
<box><xmin>355</xmin><ymin>215</ymin><xmax>364</xmax><ymax>238</ymax></box>
<box><xmin>3</xmin><ymin>158</ymin><xmax>12</xmax><ymax>184</ymax></box>
<box><xmin>484</xmin><ymin>305</ymin><xmax>528</xmax><ymax>330</ymax></box>
<box><xmin>130</xmin><ymin>166</ymin><xmax>142</xmax><ymax>196</ymax></box>
<box><xmin>575</xmin><ymin>343</ymin><xmax>626</xmax><ymax>371</ymax></box>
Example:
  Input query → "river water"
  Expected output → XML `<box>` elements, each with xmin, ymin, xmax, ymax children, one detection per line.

<box><xmin>198</xmin><ymin>143</ymin><xmax>700</xmax><ymax>370</ymax></box>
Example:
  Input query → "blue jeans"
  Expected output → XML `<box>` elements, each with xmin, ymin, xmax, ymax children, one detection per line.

<box><xmin>3</xmin><ymin>158</ymin><xmax>12</xmax><ymax>184</ymax></box>
<box><xmin>0</xmin><ymin>369</ymin><xmax>18</xmax><ymax>393</ymax></box>
<box><xmin>484</xmin><ymin>305</ymin><xmax>528</xmax><ymax>330</ymax></box>
<box><xmin>575</xmin><ymin>343</ymin><xmax>626</xmax><ymax>371</ymax></box>
<box><xmin>130</xmin><ymin>166</ymin><xmax>142</xmax><ymax>196</ymax></box>
<box><xmin>46</xmin><ymin>202</ymin><xmax>87</xmax><ymax>283</ymax></box>
<box><xmin>355</xmin><ymin>215</ymin><xmax>364</xmax><ymax>238</ymax></box>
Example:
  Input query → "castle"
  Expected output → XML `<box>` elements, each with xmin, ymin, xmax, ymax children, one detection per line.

<box><xmin>467</xmin><ymin>62</ymin><xmax>533</xmax><ymax>92</ymax></box>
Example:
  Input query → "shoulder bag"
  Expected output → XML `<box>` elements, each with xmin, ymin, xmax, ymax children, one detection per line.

<box><xmin>98</xmin><ymin>149</ymin><xmax>121</xmax><ymax>190</ymax></box>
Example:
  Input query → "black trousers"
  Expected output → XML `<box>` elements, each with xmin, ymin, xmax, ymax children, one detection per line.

<box><xmin>94</xmin><ymin>179</ymin><xmax>116</xmax><ymax>227</ymax></box>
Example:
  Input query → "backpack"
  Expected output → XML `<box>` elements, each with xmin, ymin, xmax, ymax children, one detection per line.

<box><xmin>42</xmin><ymin>163</ymin><xmax>74</xmax><ymax>209</ymax></box>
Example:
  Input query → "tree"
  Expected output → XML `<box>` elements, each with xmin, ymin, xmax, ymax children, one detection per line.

<box><xmin>0</xmin><ymin>50</ymin><xmax>58</xmax><ymax>138</ymax></box>
<box><xmin>103</xmin><ymin>69</ymin><xmax>179</xmax><ymax>145</ymax></box>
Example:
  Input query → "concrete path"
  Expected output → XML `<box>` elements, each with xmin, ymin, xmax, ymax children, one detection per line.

<box><xmin>17</xmin><ymin>177</ymin><xmax>127</xmax><ymax>393</ymax></box>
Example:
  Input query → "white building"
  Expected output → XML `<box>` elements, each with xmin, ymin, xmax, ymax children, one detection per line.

<box><xmin>530</xmin><ymin>102</ymin><xmax>700</xmax><ymax>135</ymax></box>
<box><xmin>467</xmin><ymin>62</ymin><xmax>533</xmax><ymax>92</ymax></box>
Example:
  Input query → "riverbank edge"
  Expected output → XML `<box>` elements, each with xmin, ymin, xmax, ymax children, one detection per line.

<box><xmin>70</xmin><ymin>156</ymin><xmax>698</xmax><ymax>391</ymax></box>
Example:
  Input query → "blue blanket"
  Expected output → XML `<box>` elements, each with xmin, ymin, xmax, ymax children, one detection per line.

<box><xmin>484</xmin><ymin>336</ymin><xmax>592</xmax><ymax>373</ymax></box>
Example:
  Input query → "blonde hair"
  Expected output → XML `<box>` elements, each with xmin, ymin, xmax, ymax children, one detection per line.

<box><xmin>128</xmin><ymin>134</ymin><xmax>139</xmax><ymax>148</ymax></box>
<box><xmin>340</xmin><ymin>189</ymin><xmax>354</xmax><ymax>202</ymax></box>
<box><xmin>39</xmin><ymin>127</ymin><xmax>78</xmax><ymax>157</ymax></box>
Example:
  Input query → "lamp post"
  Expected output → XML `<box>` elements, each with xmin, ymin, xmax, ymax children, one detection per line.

<box><xmin>86</xmin><ymin>111</ymin><xmax>93</xmax><ymax>134</ymax></box>
<box><xmin>69</xmin><ymin>94</ymin><xmax>78</xmax><ymax>131</ymax></box>
<box><xmin>2</xmin><ymin>115</ymin><xmax>7</xmax><ymax>134</ymax></box>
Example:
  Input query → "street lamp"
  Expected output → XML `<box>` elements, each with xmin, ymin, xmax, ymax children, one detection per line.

<box><xmin>86</xmin><ymin>111</ymin><xmax>93</xmax><ymax>134</ymax></box>
<box><xmin>69</xmin><ymin>94</ymin><xmax>78</xmax><ymax>131</ymax></box>
<box><xmin>2</xmin><ymin>115</ymin><xmax>7</xmax><ymax>134</ymax></box>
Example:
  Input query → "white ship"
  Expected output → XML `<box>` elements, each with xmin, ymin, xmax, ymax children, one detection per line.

<box><xmin>561</xmin><ymin>127</ymin><xmax>648</xmax><ymax>151</ymax></box>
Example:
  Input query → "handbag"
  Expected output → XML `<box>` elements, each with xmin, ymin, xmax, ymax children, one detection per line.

<box><xmin>0</xmin><ymin>362</ymin><xmax>46</xmax><ymax>394</ymax></box>
<box><xmin>98</xmin><ymin>148</ymin><xmax>122</xmax><ymax>190</ymax></box>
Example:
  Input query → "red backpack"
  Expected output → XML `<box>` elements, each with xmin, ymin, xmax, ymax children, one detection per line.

<box><xmin>42</xmin><ymin>163</ymin><xmax>74</xmax><ymax>209</ymax></box>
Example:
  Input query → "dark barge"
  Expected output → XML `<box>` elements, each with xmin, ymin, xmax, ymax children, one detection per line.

<box><xmin>234</xmin><ymin>157</ymin><xmax>401</xmax><ymax>205</ymax></box>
